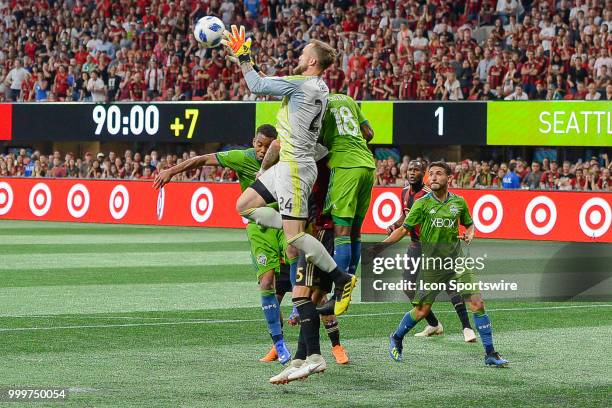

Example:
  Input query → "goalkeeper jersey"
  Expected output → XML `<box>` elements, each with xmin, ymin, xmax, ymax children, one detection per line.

<box><xmin>245</xmin><ymin>70</ymin><xmax>329</xmax><ymax>163</ymax></box>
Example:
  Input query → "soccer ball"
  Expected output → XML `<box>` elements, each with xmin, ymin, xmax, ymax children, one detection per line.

<box><xmin>194</xmin><ymin>16</ymin><xmax>225</xmax><ymax>48</ymax></box>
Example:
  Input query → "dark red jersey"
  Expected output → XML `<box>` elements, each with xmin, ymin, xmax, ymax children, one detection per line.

<box><xmin>309</xmin><ymin>158</ymin><xmax>333</xmax><ymax>231</ymax></box>
<box><xmin>401</xmin><ymin>182</ymin><xmax>427</xmax><ymax>242</ymax></box>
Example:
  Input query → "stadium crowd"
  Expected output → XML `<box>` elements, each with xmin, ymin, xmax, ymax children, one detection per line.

<box><xmin>0</xmin><ymin>0</ymin><xmax>611</xmax><ymax>102</ymax></box>
<box><xmin>1</xmin><ymin>148</ymin><xmax>610</xmax><ymax>191</ymax></box>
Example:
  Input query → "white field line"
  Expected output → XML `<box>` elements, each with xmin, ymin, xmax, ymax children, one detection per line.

<box><xmin>0</xmin><ymin>304</ymin><xmax>610</xmax><ymax>332</ymax></box>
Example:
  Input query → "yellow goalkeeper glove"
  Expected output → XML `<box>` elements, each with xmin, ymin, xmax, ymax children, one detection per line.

<box><xmin>221</xmin><ymin>25</ymin><xmax>252</xmax><ymax>64</ymax></box>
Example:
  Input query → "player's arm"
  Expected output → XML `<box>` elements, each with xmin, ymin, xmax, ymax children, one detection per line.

<box><xmin>153</xmin><ymin>153</ymin><xmax>219</xmax><ymax>189</ymax></box>
<box><xmin>259</xmin><ymin>139</ymin><xmax>280</xmax><ymax>175</ymax></box>
<box><xmin>223</xmin><ymin>25</ymin><xmax>299</xmax><ymax>96</ymax></box>
<box><xmin>354</xmin><ymin>97</ymin><xmax>374</xmax><ymax>142</ymax></box>
<box><xmin>383</xmin><ymin>225</ymin><xmax>410</xmax><ymax>244</ymax></box>
<box><xmin>458</xmin><ymin>198</ymin><xmax>475</xmax><ymax>244</ymax></box>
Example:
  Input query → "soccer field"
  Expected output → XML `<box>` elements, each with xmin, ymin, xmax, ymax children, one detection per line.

<box><xmin>0</xmin><ymin>220</ymin><xmax>610</xmax><ymax>407</ymax></box>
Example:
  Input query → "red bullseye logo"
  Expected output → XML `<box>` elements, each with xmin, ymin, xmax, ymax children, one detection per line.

<box><xmin>67</xmin><ymin>184</ymin><xmax>90</xmax><ymax>219</ymax></box>
<box><xmin>524</xmin><ymin>196</ymin><xmax>557</xmax><ymax>235</ymax></box>
<box><xmin>109</xmin><ymin>185</ymin><xmax>130</xmax><ymax>220</ymax></box>
<box><xmin>579</xmin><ymin>197</ymin><xmax>611</xmax><ymax>238</ymax></box>
<box><xmin>28</xmin><ymin>183</ymin><xmax>52</xmax><ymax>217</ymax></box>
<box><xmin>191</xmin><ymin>187</ymin><xmax>214</xmax><ymax>223</ymax></box>
<box><xmin>0</xmin><ymin>181</ymin><xmax>14</xmax><ymax>216</ymax></box>
<box><xmin>472</xmin><ymin>194</ymin><xmax>503</xmax><ymax>233</ymax></box>
<box><xmin>372</xmin><ymin>192</ymin><xmax>402</xmax><ymax>229</ymax></box>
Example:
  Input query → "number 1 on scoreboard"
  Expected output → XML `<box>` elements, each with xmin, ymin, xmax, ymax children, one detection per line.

<box><xmin>434</xmin><ymin>106</ymin><xmax>444</xmax><ymax>136</ymax></box>
<box><xmin>185</xmin><ymin>109</ymin><xmax>199</xmax><ymax>139</ymax></box>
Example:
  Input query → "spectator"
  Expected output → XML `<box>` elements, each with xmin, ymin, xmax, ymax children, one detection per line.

<box><xmin>505</xmin><ymin>85</ymin><xmax>528</xmax><ymax>100</ymax></box>
<box><xmin>502</xmin><ymin>163</ymin><xmax>521</xmax><ymax>189</ymax></box>
<box><xmin>87</xmin><ymin>71</ymin><xmax>106</xmax><ymax>102</ymax></box>
<box><xmin>4</xmin><ymin>59</ymin><xmax>30</xmax><ymax>101</ymax></box>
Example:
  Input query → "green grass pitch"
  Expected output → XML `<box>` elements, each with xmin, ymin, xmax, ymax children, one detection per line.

<box><xmin>0</xmin><ymin>220</ymin><xmax>610</xmax><ymax>407</ymax></box>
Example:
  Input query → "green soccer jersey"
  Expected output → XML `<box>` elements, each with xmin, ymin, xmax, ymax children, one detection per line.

<box><xmin>320</xmin><ymin>94</ymin><xmax>375</xmax><ymax>169</ymax></box>
<box><xmin>403</xmin><ymin>192</ymin><xmax>473</xmax><ymax>258</ymax></box>
<box><xmin>215</xmin><ymin>148</ymin><xmax>261</xmax><ymax>191</ymax></box>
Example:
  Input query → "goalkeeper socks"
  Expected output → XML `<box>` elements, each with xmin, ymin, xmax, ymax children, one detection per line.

<box><xmin>242</xmin><ymin>207</ymin><xmax>283</xmax><ymax>229</ymax></box>
<box><xmin>261</xmin><ymin>289</ymin><xmax>283</xmax><ymax>343</ymax></box>
<box><xmin>295</xmin><ymin>328</ymin><xmax>307</xmax><ymax>361</ymax></box>
<box><xmin>348</xmin><ymin>238</ymin><xmax>361</xmax><ymax>275</ymax></box>
<box><xmin>451</xmin><ymin>294</ymin><xmax>472</xmax><ymax>329</ymax></box>
<box><xmin>324</xmin><ymin>320</ymin><xmax>340</xmax><ymax>347</ymax></box>
<box><xmin>425</xmin><ymin>310</ymin><xmax>439</xmax><ymax>327</ymax></box>
<box><xmin>473</xmin><ymin>311</ymin><xmax>495</xmax><ymax>355</ymax></box>
<box><xmin>394</xmin><ymin>308</ymin><xmax>421</xmax><ymax>340</ymax></box>
<box><xmin>333</xmin><ymin>236</ymin><xmax>351</xmax><ymax>272</ymax></box>
<box><xmin>288</xmin><ymin>233</ymin><xmax>337</xmax><ymax>273</ymax></box>
<box><xmin>293</xmin><ymin>297</ymin><xmax>321</xmax><ymax>355</ymax></box>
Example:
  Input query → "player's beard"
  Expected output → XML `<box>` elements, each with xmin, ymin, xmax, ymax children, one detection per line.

<box><xmin>294</xmin><ymin>61</ymin><xmax>307</xmax><ymax>75</ymax></box>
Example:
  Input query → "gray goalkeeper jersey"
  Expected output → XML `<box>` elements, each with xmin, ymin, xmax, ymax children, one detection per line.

<box><xmin>245</xmin><ymin>70</ymin><xmax>328</xmax><ymax>163</ymax></box>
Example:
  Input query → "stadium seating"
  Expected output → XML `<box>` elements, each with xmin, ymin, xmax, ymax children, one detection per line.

<box><xmin>0</xmin><ymin>0</ymin><xmax>610</xmax><ymax>102</ymax></box>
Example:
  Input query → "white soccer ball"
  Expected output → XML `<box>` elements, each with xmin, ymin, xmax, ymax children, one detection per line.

<box><xmin>194</xmin><ymin>16</ymin><xmax>225</xmax><ymax>48</ymax></box>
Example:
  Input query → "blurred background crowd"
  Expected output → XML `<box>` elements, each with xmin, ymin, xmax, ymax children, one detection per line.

<box><xmin>0</xmin><ymin>0</ymin><xmax>610</xmax><ymax>102</ymax></box>
<box><xmin>1</xmin><ymin>147</ymin><xmax>610</xmax><ymax>190</ymax></box>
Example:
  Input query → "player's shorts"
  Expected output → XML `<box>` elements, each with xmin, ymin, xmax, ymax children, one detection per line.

<box><xmin>275</xmin><ymin>263</ymin><xmax>292</xmax><ymax>296</ymax></box>
<box><xmin>253</xmin><ymin>160</ymin><xmax>317</xmax><ymax>219</ymax></box>
<box><xmin>324</xmin><ymin>167</ymin><xmax>375</xmax><ymax>224</ymax></box>
<box><xmin>295</xmin><ymin>228</ymin><xmax>334</xmax><ymax>293</ymax></box>
<box><xmin>411</xmin><ymin>263</ymin><xmax>479</xmax><ymax>306</ymax></box>
<box><xmin>402</xmin><ymin>242</ymin><xmax>422</xmax><ymax>300</ymax></box>
<box><xmin>246</xmin><ymin>222</ymin><xmax>287</xmax><ymax>280</ymax></box>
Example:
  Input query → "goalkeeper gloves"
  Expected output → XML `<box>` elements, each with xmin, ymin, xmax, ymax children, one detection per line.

<box><xmin>222</xmin><ymin>25</ymin><xmax>252</xmax><ymax>64</ymax></box>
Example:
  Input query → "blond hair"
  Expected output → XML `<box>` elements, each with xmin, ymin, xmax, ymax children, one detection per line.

<box><xmin>309</xmin><ymin>39</ymin><xmax>337</xmax><ymax>71</ymax></box>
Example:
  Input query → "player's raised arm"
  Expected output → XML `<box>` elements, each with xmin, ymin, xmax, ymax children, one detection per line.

<box><xmin>153</xmin><ymin>153</ymin><xmax>219</xmax><ymax>189</ymax></box>
<box><xmin>222</xmin><ymin>25</ymin><xmax>299</xmax><ymax>96</ymax></box>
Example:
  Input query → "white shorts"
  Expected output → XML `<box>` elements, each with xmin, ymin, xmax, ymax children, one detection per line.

<box><xmin>257</xmin><ymin>160</ymin><xmax>317</xmax><ymax>219</ymax></box>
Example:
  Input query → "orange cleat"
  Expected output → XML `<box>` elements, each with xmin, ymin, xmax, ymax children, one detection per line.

<box><xmin>259</xmin><ymin>345</ymin><xmax>278</xmax><ymax>362</ymax></box>
<box><xmin>331</xmin><ymin>345</ymin><xmax>349</xmax><ymax>365</ymax></box>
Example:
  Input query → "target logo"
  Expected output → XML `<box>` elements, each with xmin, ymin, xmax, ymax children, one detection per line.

<box><xmin>0</xmin><ymin>181</ymin><xmax>14</xmax><ymax>216</ymax></box>
<box><xmin>191</xmin><ymin>187</ymin><xmax>214</xmax><ymax>223</ymax></box>
<box><xmin>156</xmin><ymin>187</ymin><xmax>165</xmax><ymax>220</ymax></box>
<box><xmin>472</xmin><ymin>194</ymin><xmax>503</xmax><ymax>234</ymax></box>
<box><xmin>28</xmin><ymin>183</ymin><xmax>52</xmax><ymax>217</ymax></box>
<box><xmin>372</xmin><ymin>192</ymin><xmax>402</xmax><ymax>229</ymax></box>
<box><xmin>579</xmin><ymin>197</ymin><xmax>611</xmax><ymax>238</ymax></box>
<box><xmin>66</xmin><ymin>184</ymin><xmax>90</xmax><ymax>219</ymax></box>
<box><xmin>524</xmin><ymin>196</ymin><xmax>557</xmax><ymax>236</ymax></box>
<box><xmin>109</xmin><ymin>185</ymin><xmax>130</xmax><ymax>220</ymax></box>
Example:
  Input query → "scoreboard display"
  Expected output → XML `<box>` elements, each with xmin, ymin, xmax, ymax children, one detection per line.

<box><xmin>0</xmin><ymin>101</ymin><xmax>609</xmax><ymax>146</ymax></box>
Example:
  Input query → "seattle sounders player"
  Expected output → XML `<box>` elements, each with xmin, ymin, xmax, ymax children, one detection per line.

<box><xmin>318</xmin><ymin>94</ymin><xmax>375</xmax><ymax>284</ymax></box>
<box><xmin>153</xmin><ymin>124</ymin><xmax>292</xmax><ymax>365</ymax></box>
<box><xmin>383</xmin><ymin>162</ymin><xmax>508</xmax><ymax>367</ymax></box>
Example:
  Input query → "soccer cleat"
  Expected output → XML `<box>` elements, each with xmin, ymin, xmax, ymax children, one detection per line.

<box><xmin>286</xmin><ymin>354</ymin><xmax>327</xmax><ymax>382</ymax></box>
<box><xmin>463</xmin><ymin>328</ymin><xmax>477</xmax><ymax>343</ymax></box>
<box><xmin>259</xmin><ymin>345</ymin><xmax>278</xmax><ymax>362</ymax></box>
<box><xmin>414</xmin><ymin>323</ymin><xmax>444</xmax><ymax>337</ymax></box>
<box><xmin>485</xmin><ymin>352</ymin><xmax>509</xmax><ymax>367</ymax></box>
<box><xmin>317</xmin><ymin>274</ymin><xmax>357</xmax><ymax>316</ymax></box>
<box><xmin>287</xmin><ymin>306</ymin><xmax>300</xmax><ymax>326</ymax></box>
<box><xmin>388</xmin><ymin>333</ymin><xmax>403</xmax><ymax>362</ymax></box>
<box><xmin>274</xmin><ymin>339</ymin><xmax>292</xmax><ymax>365</ymax></box>
<box><xmin>269</xmin><ymin>359</ymin><xmax>304</xmax><ymax>385</ymax></box>
<box><xmin>331</xmin><ymin>345</ymin><xmax>349</xmax><ymax>365</ymax></box>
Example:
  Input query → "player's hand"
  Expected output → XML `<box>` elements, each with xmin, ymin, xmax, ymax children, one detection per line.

<box><xmin>221</xmin><ymin>25</ymin><xmax>252</xmax><ymax>63</ymax></box>
<box><xmin>153</xmin><ymin>170</ymin><xmax>172</xmax><ymax>190</ymax></box>
<box><xmin>386</xmin><ymin>223</ymin><xmax>398</xmax><ymax>235</ymax></box>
